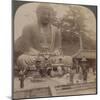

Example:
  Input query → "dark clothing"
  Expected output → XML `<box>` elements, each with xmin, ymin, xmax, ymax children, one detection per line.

<box><xmin>20</xmin><ymin>77</ymin><xmax>24</xmax><ymax>88</ymax></box>
<box><xmin>47</xmin><ymin>68</ymin><xmax>52</xmax><ymax>76</ymax></box>
<box><xmin>81</xmin><ymin>63</ymin><xmax>88</xmax><ymax>81</ymax></box>
<box><xmin>19</xmin><ymin>71</ymin><xmax>25</xmax><ymax>88</ymax></box>
<box><xmin>83</xmin><ymin>70</ymin><xmax>87</xmax><ymax>81</ymax></box>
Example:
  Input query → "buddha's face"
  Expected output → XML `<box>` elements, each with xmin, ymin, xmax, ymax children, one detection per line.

<box><xmin>38</xmin><ymin>9</ymin><xmax>51</xmax><ymax>25</ymax></box>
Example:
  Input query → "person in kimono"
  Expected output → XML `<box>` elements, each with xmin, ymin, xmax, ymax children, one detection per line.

<box><xmin>80</xmin><ymin>56</ymin><xmax>88</xmax><ymax>82</ymax></box>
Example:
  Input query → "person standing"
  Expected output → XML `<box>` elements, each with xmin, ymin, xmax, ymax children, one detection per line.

<box><xmin>80</xmin><ymin>56</ymin><xmax>88</xmax><ymax>82</ymax></box>
<box><xmin>18</xmin><ymin>69</ymin><xmax>26</xmax><ymax>88</ymax></box>
<box><xmin>70</xmin><ymin>67</ymin><xmax>75</xmax><ymax>84</ymax></box>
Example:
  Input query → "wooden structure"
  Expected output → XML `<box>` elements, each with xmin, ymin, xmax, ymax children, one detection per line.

<box><xmin>73</xmin><ymin>50</ymin><xmax>96</xmax><ymax>69</ymax></box>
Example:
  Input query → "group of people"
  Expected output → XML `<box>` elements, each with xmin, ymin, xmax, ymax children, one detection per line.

<box><xmin>33</xmin><ymin>57</ymin><xmax>64</xmax><ymax>77</ymax></box>
<box><xmin>18</xmin><ymin>55</ymin><xmax>89</xmax><ymax>88</ymax></box>
<box><xmin>73</xmin><ymin>57</ymin><xmax>89</xmax><ymax>83</ymax></box>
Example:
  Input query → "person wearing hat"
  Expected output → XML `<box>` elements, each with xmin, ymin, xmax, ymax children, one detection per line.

<box><xmin>80</xmin><ymin>56</ymin><xmax>88</xmax><ymax>82</ymax></box>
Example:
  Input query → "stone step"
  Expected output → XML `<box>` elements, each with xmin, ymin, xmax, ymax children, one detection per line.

<box><xmin>55</xmin><ymin>82</ymin><xmax>96</xmax><ymax>96</ymax></box>
<box><xmin>14</xmin><ymin>87</ymin><xmax>52</xmax><ymax>99</ymax></box>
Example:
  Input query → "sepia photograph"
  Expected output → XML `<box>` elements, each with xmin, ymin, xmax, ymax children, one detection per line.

<box><xmin>13</xmin><ymin>0</ymin><xmax>97</xmax><ymax>99</ymax></box>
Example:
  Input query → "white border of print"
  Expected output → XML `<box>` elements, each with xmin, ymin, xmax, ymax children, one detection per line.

<box><xmin>0</xmin><ymin>0</ymin><xmax>99</xmax><ymax>100</ymax></box>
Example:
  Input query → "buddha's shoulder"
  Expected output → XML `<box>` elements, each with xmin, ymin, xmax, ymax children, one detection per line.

<box><xmin>23</xmin><ymin>23</ymin><xmax>39</xmax><ymax>31</ymax></box>
<box><xmin>23</xmin><ymin>23</ymin><xmax>59</xmax><ymax>32</ymax></box>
